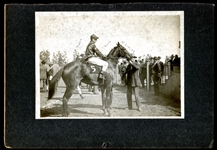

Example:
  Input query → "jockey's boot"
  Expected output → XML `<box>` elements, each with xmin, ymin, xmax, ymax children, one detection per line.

<box><xmin>99</xmin><ymin>72</ymin><xmax>105</xmax><ymax>85</ymax></box>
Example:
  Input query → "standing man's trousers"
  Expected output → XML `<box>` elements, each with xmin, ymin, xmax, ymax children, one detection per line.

<box><xmin>127</xmin><ymin>84</ymin><xmax>141</xmax><ymax>109</ymax></box>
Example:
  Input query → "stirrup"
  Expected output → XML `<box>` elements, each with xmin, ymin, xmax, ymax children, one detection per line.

<box><xmin>99</xmin><ymin>72</ymin><xmax>104</xmax><ymax>79</ymax></box>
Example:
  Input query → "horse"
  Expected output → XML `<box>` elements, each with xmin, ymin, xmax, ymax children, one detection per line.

<box><xmin>48</xmin><ymin>42</ymin><xmax>132</xmax><ymax>117</ymax></box>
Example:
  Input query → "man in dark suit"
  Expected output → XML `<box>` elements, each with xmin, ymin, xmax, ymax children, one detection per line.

<box><xmin>124</xmin><ymin>56</ymin><xmax>142</xmax><ymax>111</ymax></box>
<box><xmin>152</xmin><ymin>57</ymin><xmax>162</xmax><ymax>95</ymax></box>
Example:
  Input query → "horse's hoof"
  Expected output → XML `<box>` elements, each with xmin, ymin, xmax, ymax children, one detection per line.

<box><xmin>62</xmin><ymin>112</ymin><xmax>69</xmax><ymax>117</ymax></box>
<box><xmin>108</xmin><ymin>112</ymin><xmax>113</xmax><ymax>117</ymax></box>
<box><xmin>102</xmin><ymin>109</ymin><xmax>108</xmax><ymax>116</ymax></box>
<box><xmin>102</xmin><ymin>112</ymin><xmax>107</xmax><ymax>116</ymax></box>
<box><xmin>107</xmin><ymin>109</ymin><xmax>113</xmax><ymax>117</ymax></box>
<box><xmin>108</xmin><ymin>113</ymin><xmax>113</xmax><ymax>117</ymax></box>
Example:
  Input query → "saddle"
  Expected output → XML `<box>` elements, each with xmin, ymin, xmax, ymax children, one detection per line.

<box><xmin>86</xmin><ymin>63</ymin><xmax>102</xmax><ymax>74</ymax></box>
<box><xmin>82</xmin><ymin>55</ymin><xmax>93</xmax><ymax>62</ymax></box>
<box><xmin>81</xmin><ymin>56</ymin><xmax>106</xmax><ymax>83</ymax></box>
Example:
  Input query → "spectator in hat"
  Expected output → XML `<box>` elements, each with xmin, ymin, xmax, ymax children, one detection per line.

<box><xmin>151</xmin><ymin>56</ymin><xmax>162</xmax><ymax>95</ymax></box>
<box><xmin>123</xmin><ymin>56</ymin><xmax>142</xmax><ymax>112</ymax></box>
<box><xmin>173</xmin><ymin>54</ymin><xmax>180</xmax><ymax>66</ymax></box>
<box><xmin>40</xmin><ymin>60</ymin><xmax>50</xmax><ymax>92</ymax></box>
<box><xmin>148</xmin><ymin>57</ymin><xmax>154</xmax><ymax>88</ymax></box>
<box><xmin>148</xmin><ymin>55</ymin><xmax>155</xmax><ymax>86</ymax></box>
<box><xmin>167</xmin><ymin>54</ymin><xmax>174</xmax><ymax>71</ymax></box>
<box><xmin>84</xmin><ymin>34</ymin><xmax>108</xmax><ymax>84</ymax></box>
<box><xmin>139</xmin><ymin>59</ymin><xmax>147</xmax><ymax>89</ymax></box>
<box><xmin>158</xmin><ymin>56</ymin><xmax>164</xmax><ymax>85</ymax></box>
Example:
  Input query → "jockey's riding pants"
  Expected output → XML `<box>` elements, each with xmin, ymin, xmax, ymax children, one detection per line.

<box><xmin>88</xmin><ymin>57</ymin><xmax>108</xmax><ymax>71</ymax></box>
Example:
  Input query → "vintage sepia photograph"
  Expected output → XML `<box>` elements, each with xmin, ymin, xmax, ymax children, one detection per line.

<box><xmin>36</xmin><ymin>11</ymin><xmax>184</xmax><ymax>119</ymax></box>
<box><xmin>5</xmin><ymin>3</ymin><xmax>214</xmax><ymax>148</ymax></box>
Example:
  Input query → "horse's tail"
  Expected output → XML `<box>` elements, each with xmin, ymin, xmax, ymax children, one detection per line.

<box><xmin>48</xmin><ymin>67</ymin><xmax>64</xmax><ymax>100</ymax></box>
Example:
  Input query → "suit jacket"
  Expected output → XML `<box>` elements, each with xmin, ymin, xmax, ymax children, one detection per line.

<box><xmin>152</xmin><ymin>61</ymin><xmax>161</xmax><ymax>74</ymax></box>
<box><xmin>40</xmin><ymin>64</ymin><xmax>49</xmax><ymax>80</ymax></box>
<box><xmin>125</xmin><ymin>61</ymin><xmax>141</xmax><ymax>87</ymax></box>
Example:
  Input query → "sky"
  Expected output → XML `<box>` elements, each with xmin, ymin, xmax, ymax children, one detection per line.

<box><xmin>36</xmin><ymin>11</ymin><xmax>184</xmax><ymax>62</ymax></box>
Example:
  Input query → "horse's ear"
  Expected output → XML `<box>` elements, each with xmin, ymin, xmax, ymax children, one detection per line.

<box><xmin>117</xmin><ymin>42</ymin><xmax>120</xmax><ymax>46</ymax></box>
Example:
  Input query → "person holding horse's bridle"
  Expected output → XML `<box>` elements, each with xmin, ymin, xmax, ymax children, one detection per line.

<box><xmin>84</xmin><ymin>34</ymin><xmax>108</xmax><ymax>84</ymax></box>
<box><xmin>124</xmin><ymin>56</ymin><xmax>142</xmax><ymax>112</ymax></box>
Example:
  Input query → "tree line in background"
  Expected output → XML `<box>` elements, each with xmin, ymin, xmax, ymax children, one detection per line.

<box><xmin>40</xmin><ymin>49</ymin><xmax>80</xmax><ymax>67</ymax></box>
<box><xmin>40</xmin><ymin>50</ymin><xmax>68</xmax><ymax>67</ymax></box>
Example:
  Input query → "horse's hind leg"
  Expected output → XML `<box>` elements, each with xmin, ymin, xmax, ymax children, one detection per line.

<box><xmin>62</xmin><ymin>86</ymin><xmax>74</xmax><ymax>117</ymax></box>
<box><xmin>109</xmin><ymin>86</ymin><xmax>113</xmax><ymax>110</ymax></box>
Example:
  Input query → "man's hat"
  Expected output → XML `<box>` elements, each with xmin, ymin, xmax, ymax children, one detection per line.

<box><xmin>41</xmin><ymin>60</ymin><xmax>46</xmax><ymax>64</ymax></box>
<box><xmin>90</xmin><ymin>34</ymin><xmax>99</xmax><ymax>40</ymax></box>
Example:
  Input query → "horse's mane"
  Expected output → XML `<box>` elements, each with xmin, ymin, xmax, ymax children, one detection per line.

<box><xmin>103</xmin><ymin>42</ymin><xmax>132</xmax><ymax>62</ymax></box>
<box><xmin>106</xmin><ymin>47</ymin><xmax>117</xmax><ymax>58</ymax></box>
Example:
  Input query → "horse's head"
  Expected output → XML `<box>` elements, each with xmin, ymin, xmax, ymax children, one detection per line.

<box><xmin>107</xmin><ymin>42</ymin><xmax>132</xmax><ymax>60</ymax></box>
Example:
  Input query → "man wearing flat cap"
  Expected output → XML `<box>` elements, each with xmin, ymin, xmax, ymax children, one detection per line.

<box><xmin>85</xmin><ymin>34</ymin><xmax>108</xmax><ymax>82</ymax></box>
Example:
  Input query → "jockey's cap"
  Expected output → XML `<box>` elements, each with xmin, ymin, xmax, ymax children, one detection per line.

<box><xmin>91</xmin><ymin>34</ymin><xmax>99</xmax><ymax>40</ymax></box>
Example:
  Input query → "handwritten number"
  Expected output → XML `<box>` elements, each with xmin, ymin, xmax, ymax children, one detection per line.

<box><xmin>91</xmin><ymin>66</ymin><xmax>96</xmax><ymax>72</ymax></box>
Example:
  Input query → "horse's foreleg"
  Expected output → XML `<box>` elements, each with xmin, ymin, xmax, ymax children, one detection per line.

<box><xmin>108</xmin><ymin>86</ymin><xmax>113</xmax><ymax>110</ymax></box>
<box><xmin>62</xmin><ymin>97</ymin><xmax>68</xmax><ymax>117</ymax></box>
<box><xmin>62</xmin><ymin>87</ymin><xmax>74</xmax><ymax>117</ymax></box>
<box><xmin>100</xmin><ymin>86</ymin><xmax>106</xmax><ymax>115</ymax></box>
<box><xmin>106</xmin><ymin>85</ymin><xmax>113</xmax><ymax>117</ymax></box>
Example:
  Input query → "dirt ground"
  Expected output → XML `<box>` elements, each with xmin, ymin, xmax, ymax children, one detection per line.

<box><xmin>39</xmin><ymin>78</ymin><xmax>181</xmax><ymax>118</ymax></box>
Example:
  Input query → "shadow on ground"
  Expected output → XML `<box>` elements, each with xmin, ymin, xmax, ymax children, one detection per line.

<box><xmin>113</xmin><ymin>83</ymin><xmax>180</xmax><ymax>109</ymax></box>
<box><xmin>40</xmin><ymin>103</ymin><xmax>102</xmax><ymax>117</ymax></box>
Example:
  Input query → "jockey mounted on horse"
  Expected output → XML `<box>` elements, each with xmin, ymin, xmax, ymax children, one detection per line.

<box><xmin>84</xmin><ymin>34</ymin><xmax>108</xmax><ymax>83</ymax></box>
<box><xmin>48</xmin><ymin>40</ymin><xmax>133</xmax><ymax>117</ymax></box>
